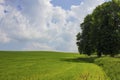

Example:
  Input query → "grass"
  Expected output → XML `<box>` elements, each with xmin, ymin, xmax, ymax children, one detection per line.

<box><xmin>0</xmin><ymin>51</ymin><xmax>109</xmax><ymax>80</ymax></box>
<box><xmin>95</xmin><ymin>57</ymin><xmax>120</xmax><ymax>80</ymax></box>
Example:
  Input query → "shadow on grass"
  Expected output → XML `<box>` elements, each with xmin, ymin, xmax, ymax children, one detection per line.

<box><xmin>61</xmin><ymin>56</ymin><xmax>98</xmax><ymax>63</ymax></box>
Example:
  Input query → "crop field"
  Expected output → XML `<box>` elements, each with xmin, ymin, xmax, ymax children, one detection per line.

<box><xmin>0</xmin><ymin>51</ymin><xmax>119</xmax><ymax>80</ymax></box>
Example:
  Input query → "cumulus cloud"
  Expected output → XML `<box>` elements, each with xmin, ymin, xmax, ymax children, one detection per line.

<box><xmin>0</xmin><ymin>0</ymin><xmax>106</xmax><ymax>52</ymax></box>
<box><xmin>23</xmin><ymin>42</ymin><xmax>54</xmax><ymax>51</ymax></box>
<box><xmin>0</xmin><ymin>0</ymin><xmax>4</xmax><ymax>3</ymax></box>
<box><xmin>0</xmin><ymin>30</ymin><xmax>10</xmax><ymax>43</ymax></box>
<box><xmin>69</xmin><ymin>0</ymin><xmax>106</xmax><ymax>23</ymax></box>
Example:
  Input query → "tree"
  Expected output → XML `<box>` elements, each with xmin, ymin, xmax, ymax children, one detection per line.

<box><xmin>77</xmin><ymin>0</ymin><xmax>120</xmax><ymax>57</ymax></box>
<box><xmin>76</xmin><ymin>15</ymin><xmax>95</xmax><ymax>56</ymax></box>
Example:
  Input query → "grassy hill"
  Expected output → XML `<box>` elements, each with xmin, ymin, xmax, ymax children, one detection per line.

<box><xmin>0</xmin><ymin>51</ymin><xmax>115</xmax><ymax>80</ymax></box>
<box><xmin>95</xmin><ymin>57</ymin><xmax>120</xmax><ymax>80</ymax></box>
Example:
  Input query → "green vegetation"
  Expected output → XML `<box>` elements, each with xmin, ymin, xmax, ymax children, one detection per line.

<box><xmin>95</xmin><ymin>57</ymin><xmax>120</xmax><ymax>80</ymax></box>
<box><xmin>0</xmin><ymin>51</ymin><xmax>109</xmax><ymax>80</ymax></box>
<box><xmin>77</xmin><ymin>0</ymin><xmax>120</xmax><ymax>57</ymax></box>
<box><xmin>76</xmin><ymin>0</ymin><xmax>120</xmax><ymax>79</ymax></box>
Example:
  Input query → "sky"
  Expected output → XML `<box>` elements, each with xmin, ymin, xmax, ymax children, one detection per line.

<box><xmin>0</xmin><ymin>0</ymin><xmax>107</xmax><ymax>52</ymax></box>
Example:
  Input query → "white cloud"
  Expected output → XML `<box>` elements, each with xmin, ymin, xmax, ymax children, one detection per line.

<box><xmin>23</xmin><ymin>42</ymin><xmax>54</xmax><ymax>51</ymax></box>
<box><xmin>0</xmin><ymin>0</ymin><xmax>5</xmax><ymax>18</ymax></box>
<box><xmin>0</xmin><ymin>30</ymin><xmax>11</xmax><ymax>43</ymax></box>
<box><xmin>0</xmin><ymin>0</ymin><xmax>106</xmax><ymax>52</ymax></box>
<box><xmin>0</xmin><ymin>0</ymin><xmax>4</xmax><ymax>3</ymax></box>
<box><xmin>70</xmin><ymin>0</ymin><xmax>106</xmax><ymax>23</ymax></box>
<box><xmin>0</xmin><ymin>4</ymin><xmax>43</xmax><ymax>41</ymax></box>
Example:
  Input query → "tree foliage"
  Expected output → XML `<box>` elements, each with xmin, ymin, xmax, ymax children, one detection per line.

<box><xmin>76</xmin><ymin>0</ymin><xmax>120</xmax><ymax>57</ymax></box>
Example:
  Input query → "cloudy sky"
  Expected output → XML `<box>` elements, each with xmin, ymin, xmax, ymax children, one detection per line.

<box><xmin>0</xmin><ymin>0</ymin><xmax>107</xmax><ymax>52</ymax></box>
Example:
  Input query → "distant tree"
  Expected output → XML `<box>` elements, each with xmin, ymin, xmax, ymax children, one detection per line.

<box><xmin>77</xmin><ymin>0</ymin><xmax>120</xmax><ymax>57</ymax></box>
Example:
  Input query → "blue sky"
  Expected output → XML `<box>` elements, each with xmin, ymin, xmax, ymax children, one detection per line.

<box><xmin>51</xmin><ymin>0</ymin><xmax>82</xmax><ymax>10</ymax></box>
<box><xmin>0</xmin><ymin>0</ymin><xmax>106</xmax><ymax>52</ymax></box>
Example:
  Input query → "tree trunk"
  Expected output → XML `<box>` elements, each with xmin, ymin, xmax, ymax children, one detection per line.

<box><xmin>110</xmin><ymin>54</ymin><xmax>115</xmax><ymax>57</ymax></box>
<box><xmin>87</xmin><ymin>53</ymin><xmax>91</xmax><ymax>56</ymax></box>
<box><xmin>97</xmin><ymin>52</ymin><xmax>102</xmax><ymax>57</ymax></box>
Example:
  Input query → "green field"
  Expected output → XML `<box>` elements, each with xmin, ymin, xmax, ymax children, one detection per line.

<box><xmin>0</xmin><ymin>51</ymin><xmax>119</xmax><ymax>80</ymax></box>
<box><xmin>95</xmin><ymin>57</ymin><xmax>120</xmax><ymax>80</ymax></box>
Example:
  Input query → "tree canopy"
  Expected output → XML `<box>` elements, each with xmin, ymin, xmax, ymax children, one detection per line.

<box><xmin>76</xmin><ymin>0</ymin><xmax>120</xmax><ymax>57</ymax></box>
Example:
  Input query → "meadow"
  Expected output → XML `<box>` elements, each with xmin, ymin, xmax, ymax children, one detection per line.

<box><xmin>0</xmin><ymin>51</ymin><xmax>119</xmax><ymax>80</ymax></box>
<box><xmin>95</xmin><ymin>57</ymin><xmax>120</xmax><ymax>80</ymax></box>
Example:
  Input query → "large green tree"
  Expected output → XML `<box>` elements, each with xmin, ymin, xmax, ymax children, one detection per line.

<box><xmin>76</xmin><ymin>15</ymin><xmax>94</xmax><ymax>56</ymax></box>
<box><xmin>77</xmin><ymin>0</ymin><xmax>120</xmax><ymax>57</ymax></box>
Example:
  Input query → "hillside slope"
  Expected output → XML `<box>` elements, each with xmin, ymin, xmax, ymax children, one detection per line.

<box><xmin>0</xmin><ymin>51</ymin><xmax>109</xmax><ymax>80</ymax></box>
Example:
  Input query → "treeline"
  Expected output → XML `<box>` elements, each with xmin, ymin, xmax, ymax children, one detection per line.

<box><xmin>76</xmin><ymin>0</ymin><xmax>120</xmax><ymax>57</ymax></box>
